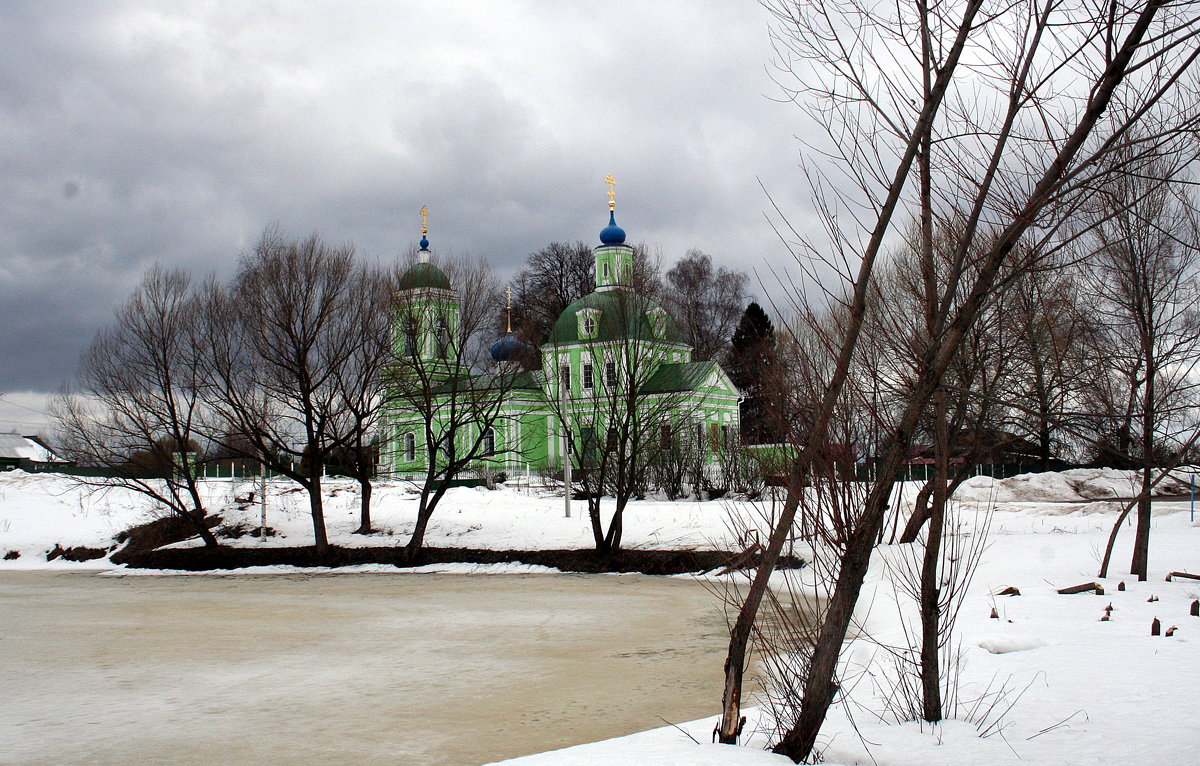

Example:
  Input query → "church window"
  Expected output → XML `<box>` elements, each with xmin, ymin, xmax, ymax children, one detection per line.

<box><xmin>603</xmin><ymin>262</ymin><xmax>611</xmax><ymax>282</ymax></box>
<box><xmin>605</xmin><ymin>359</ymin><xmax>618</xmax><ymax>387</ymax></box>
<box><xmin>578</xmin><ymin>308</ymin><xmax>600</xmax><ymax>339</ymax></box>
<box><xmin>606</xmin><ymin>426</ymin><xmax>619</xmax><ymax>453</ymax></box>
<box><xmin>483</xmin><ymin>428</ymin><xmax>495</xmax><ymax>456</ymax></box>
<box><xmin>559</xmin><ymin>364</ymin><xmax>571</xmax><ymax>395</ymax></box>
<box><xmin>580</xmin><ymin>427</ymin><xmax>597</xmax><ymax>466</ymax></box>
<box><xmin>583</xmin><ymin>362</ymin><xmax>594</xmax><ymax>390</ymax></box>
<box><xmin>659</xmin><ymin>423</ymin><xmax>672</xmax><ymax>450</ymax></box>
<box><xmin>403</xmin><ymin>331</ymin><xmax>416</xmax><ymax>357</ymax></box>
<box><xmin>403</xmin><ymin>433</ymin><xmax>415</xmax><ymax>462</ymax></box>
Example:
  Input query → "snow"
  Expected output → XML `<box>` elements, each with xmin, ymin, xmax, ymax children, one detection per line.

<box><xmin>2</xmin><ymin>467</ymin><xmax>1199</xmax><ymax>765</ymax></box>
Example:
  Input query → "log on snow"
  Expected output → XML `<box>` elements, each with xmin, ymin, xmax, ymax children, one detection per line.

<box><xmin>1058</xmin><ymin>582</ymin><xmax>1103</xmax><ymax>595</ymax></box>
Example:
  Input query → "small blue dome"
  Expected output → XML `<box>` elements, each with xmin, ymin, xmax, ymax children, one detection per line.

<box><xmin>419</xmin><ymin>234</ymin><xmax>429</xmax><ymax>251</ymax></box>
<box><xmin>490</xmin><ymin>331</ymin><xmax>527</xmax><ymax>362</ymax></box>
<box><xmin>599</xmin><ymin>211</ymin><xmax>626</xmax><ymax>245</ymax></box>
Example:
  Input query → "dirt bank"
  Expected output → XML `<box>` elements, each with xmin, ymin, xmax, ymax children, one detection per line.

<box><xmin>120</xmin><ymin>544</ymin><xmax>804</xmax><ymax>575</ymax></box>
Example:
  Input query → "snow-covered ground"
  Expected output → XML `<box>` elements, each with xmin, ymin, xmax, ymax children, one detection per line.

<box><xmin>2</xmin><ymin>467</ymin><xmax>1198</xmax><ymax>765</ymax></box>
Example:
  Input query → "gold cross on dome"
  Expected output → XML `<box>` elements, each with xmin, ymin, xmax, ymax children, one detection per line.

<box><xmin>604</xmin><ymin>173</ymin><xmax>616</xmax><ymax>211</ymax></box>
<box><xmin>419</xmin><ymin>205</ymin><xmax>429</xmax><ymax>235</ymax></box>
<box><xmin>505</xmin><ymin>285</ymin><xmax>513</xmax><ymax>333</ymax></box>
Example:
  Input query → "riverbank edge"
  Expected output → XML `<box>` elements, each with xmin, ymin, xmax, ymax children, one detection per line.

<box><xmin>117</xmin><ymin>544</ymin><xmax>805</xmax><ymax>575</ymax></box>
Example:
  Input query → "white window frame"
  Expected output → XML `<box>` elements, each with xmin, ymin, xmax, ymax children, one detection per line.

<box><xmin>577</xmin><ymin>308</ymin><xmax>601</xmax><ymax>339</ymax></box>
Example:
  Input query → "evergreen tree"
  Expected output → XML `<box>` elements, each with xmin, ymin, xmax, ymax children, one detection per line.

<box><xmin>728</xmin><ymin>302</ymin><xmax>778</xmax><ymax>444</ymax></box>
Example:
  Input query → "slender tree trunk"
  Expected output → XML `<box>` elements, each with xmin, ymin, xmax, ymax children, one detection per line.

<box><xmin>308</xmin><ymin>470</ymin><xmax>329</xmax><ymax>558</ymax></box>
<box><xmin>919</xmin><ymin>389</ymin><xmax>949</xmax><ymax>722</ymax></box>
<box><xmin>191</xmin><ymin>508</ymin><xmax>220</xmax><ymax>548</ymax></box>
<box><xmin>1131</xmin><ymin>367</ymin><xmax>1155</xmax><ymax>579</ymax></box>
<box><xmin>354</xmin><ymin>476</ymin><xmax>374</xmax><ymax>534</ymax></box>
<box><xmin>185</xmin><ymin>479</ymin><xmax>219</xmax><ymax>548</ymax></box>
<box><xmin>406</xmin><ymin>482</ymin><xmax>435</xmax><ymax>558</ymax></box>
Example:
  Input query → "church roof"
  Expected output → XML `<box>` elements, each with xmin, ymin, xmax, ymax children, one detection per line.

<box><xmin>546</xmin><ymin>289</ymin><xmax>683</xmax><ymax>345</ymax></box>
<box><xmin>640</xmin><ymin>360</ymin><xmax>727</xmax><ymax>394</ymax></box>
<box><xmin>398</xmin><ymin>261</ymin><xmax>452</xmax><ymax>291</ymax></box>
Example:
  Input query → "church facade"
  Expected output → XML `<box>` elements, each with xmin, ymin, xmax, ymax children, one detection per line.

<box><xmin>383</xmin><ymin>189</ymin><xmax>742</xmax><ymax>479</ymax></box>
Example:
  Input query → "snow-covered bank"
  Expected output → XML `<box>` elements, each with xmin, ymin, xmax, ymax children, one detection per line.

<box><xmin>487</xmin><ymin>471</ymin><xmax>1200</xmax><ymax>766</ymax></box>
<box><xmin>0</xmin><ymin>470</ymin><xmax>732</xmax><ymax>567</ymax></box>
<box><xmin>2</xmin><ymin>468</ymin><xmax>1198</xmax><ymax>764</ymax></box>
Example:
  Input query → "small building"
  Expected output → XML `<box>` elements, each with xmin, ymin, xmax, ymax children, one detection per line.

<box><xmin>0</xmin><ymin>433</ymin><xmax>70</xmax><ymax>472</ymax></box>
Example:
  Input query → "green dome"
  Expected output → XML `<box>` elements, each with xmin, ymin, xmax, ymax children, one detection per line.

<box><xmin>398</xmin><ymin>262</ymin><xmax>452</xmax><ymax>291</ymax></box>
<box><xmin>547</xmin><ymin>289</ymin><xmax>683</xmax><ymax>345</ymax></box>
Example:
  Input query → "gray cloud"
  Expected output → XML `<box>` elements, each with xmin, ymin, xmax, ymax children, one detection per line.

<box><xmin>0</xmin><ymin>0</ymin><xmax>816</xmax><ymax>429</ymax></box>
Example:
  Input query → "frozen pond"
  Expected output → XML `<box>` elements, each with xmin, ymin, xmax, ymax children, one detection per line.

<box><xmin>0</xmin><ymin>570</ymin><xmax>732</xmax><ymax>765</ymax></box>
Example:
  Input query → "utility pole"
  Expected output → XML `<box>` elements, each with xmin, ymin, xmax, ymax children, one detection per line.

<box><xmin>259</xmin><ymin>460</ymin><xmax>268</xmax><ymax>539</ymax></box>
<box><xmin>561</xmin><ymin>364</ymin><xmax>572</xmax><ymax>518</ymax></box>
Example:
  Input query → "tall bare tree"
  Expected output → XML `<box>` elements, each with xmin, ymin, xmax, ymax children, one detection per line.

<box><xmin>53</xmin><ymin>266</ymin><xmax>219</xmax><ymax>547</ymax></box>
<box><xmin>385</xmin><ymin>252</ymin><xmax>520</xmax><ymax>558</ymax></box>
<box><xmin>545</xmin><ymin>288</ymin><xmax>707</xmax><ymax>554</ymax></box>
<box><xmin>330</xmin><ymin>263</ymin><xmax>395</xmax><ymax>535</ymax></box>
<box><xmin>661</xmin><ymin>250</ymin><xmax>749</xmax><ymax>362</ymax></box>
<box><xmin>202</xmin><ymin>230</ymin><xmax>370</xmax><ymax>559</ymax></box>
<box><xmin>1083</xmin><ymin>157</ymin><xmax>1200</xmax><ymax>580</ymax></box>
<box><xmin>718</xmin><ymin>1</ymin><xmax>1200</xmax><ymax>758</ymax></box>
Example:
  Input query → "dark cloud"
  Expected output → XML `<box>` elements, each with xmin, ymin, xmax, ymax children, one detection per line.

<box><xmin>0</xmin><ymin>0</ymin><xmax>816</xmax><ymax>426</ymax></box>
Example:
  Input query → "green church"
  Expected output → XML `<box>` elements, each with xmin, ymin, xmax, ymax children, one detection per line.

<box><xmin>383</xmin><ymin>185</ymin><xmax>742</xmax><ymax>480</ymax></box>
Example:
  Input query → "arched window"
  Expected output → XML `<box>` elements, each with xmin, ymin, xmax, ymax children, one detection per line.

<box><xmin>483</xmin><ymin>428</ymin><xmax>496</xmax><ymax>456</ymax></box>
<box><xmin>403</xmin><ymin>433</ymin><xmax>416</xmax><ymax>462</ymax></box>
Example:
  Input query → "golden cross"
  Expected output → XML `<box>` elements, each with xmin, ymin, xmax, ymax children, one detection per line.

<box><xmin>419</xmin><ymin>205</ymin><xmax>429</xmax><ymax>235</ymax></box>
<box><xmin>604</xmin><ymin>173</ymin><xmax>616</xmax><ymax>211</ymax></box>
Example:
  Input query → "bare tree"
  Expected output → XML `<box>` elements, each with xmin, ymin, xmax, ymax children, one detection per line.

<box><xmin>661</xmin><ymin>250</ymin><xmax>750</xmax><ymax>362</ymax></box>
<box><xmin>53</xmin><ymin>266</ymin><xmax>219</xmax><ymax>547</ymax></box>
<box><xmin>718</xmin><ymin>1</ymin><xmax>1200</xmax><ymax>759</ymax></box>
<box><xmin>385</xmin><ymin>253</ymin><xmax>521</xmax><ymax>559</ymax></box>
<box><xmin>331</xmin><ymin>263</ymin><xmax>395</xmax><ymax>535</ymax></box>
<box><xmin>1082</xmin><ymin>157</ymin><xmax>1200</xmax><ymax>580</ymax></box>
<box><xmin>202</xmin><ymin>230</ymin><xmax>371</xmax><ymax>559</ymax></box>
<box><xmin>510</xmin><ymin>242</ymin><xmax>595</xmax><ymax>350</ymax></box>
<box><xmin>545</xmin><ymin>288</ymin><xmax>709</xmax><ymax>554</ymax></box>
<box><xmin>1004</xmin><ymin>267</ymin><xmax>1101</xmax><ymax>467</ymax></box>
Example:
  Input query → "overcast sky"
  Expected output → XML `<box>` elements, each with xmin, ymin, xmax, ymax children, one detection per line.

<box><xmin>0</xmin><ymin>0</ymin><xmax>819</xmax><ymax>432</ymax></box>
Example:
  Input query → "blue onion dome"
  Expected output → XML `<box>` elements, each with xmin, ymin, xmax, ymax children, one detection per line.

<box><xmin>419</xmin><ymin>234</ymin><xmax>429</xmax><ymax>250</ymax></box>
<box><xmin>599</xmin><ymin>210</ymin><xmax>626</xmax><ymax>245</ymax></box>
<box><xmin>490</xmin><ymin>331</ymin><xmax>528</xmax><ymax>362</ymax></box>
